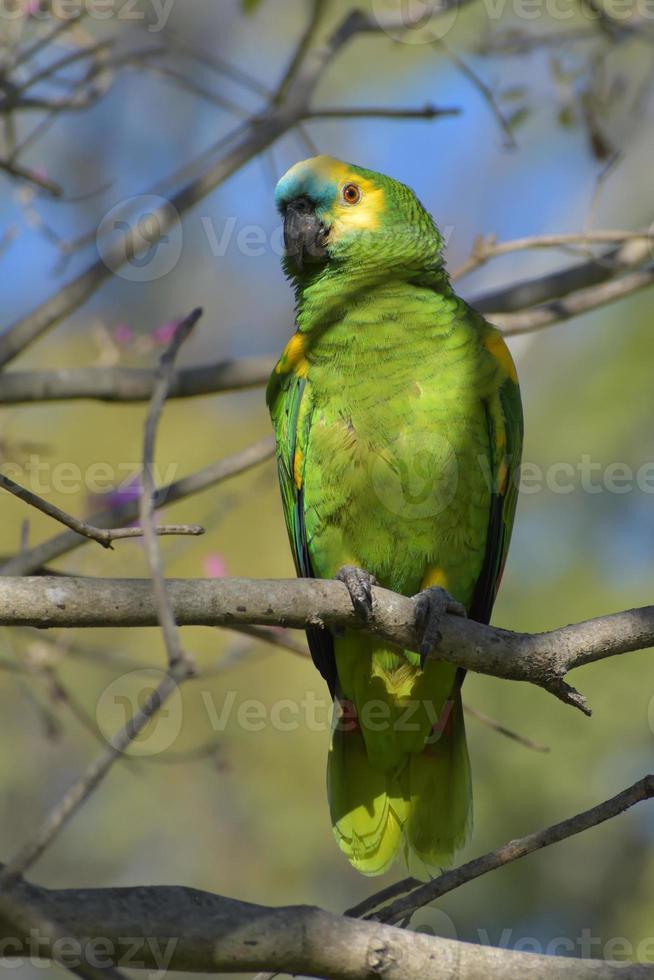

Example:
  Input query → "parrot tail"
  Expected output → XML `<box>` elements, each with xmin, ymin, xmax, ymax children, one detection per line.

<box><xmin>327</xmin><ymin>690</ymin><xmax>472</xmax><ymax>876</ymax></box>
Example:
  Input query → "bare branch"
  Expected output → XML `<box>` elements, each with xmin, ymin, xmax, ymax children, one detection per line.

<box><xmin>475</xmin><ymin>236</ymin><xmax>651</xmax><ymax>314</ymax></box>
<box><xmin>0</xmin><ymin>355</ymin><xmax>276</xmax><ymax>405</ymax></box>
<box><xmin>2</xmin><ymin>846</ymin><xmax>654</xmax><ymax>978</ymax></box>
<box><xmin>1</xmin><ymin>237</ymin><xmax>652</xmax><ymax>407</ymax></box>
<box><xmin>0</xmin><ymin>437</ymin><xmax>274</xmax><ymax>576</ymax></box>
<box><xmin>1</xmin><ymin>577</ymin><xmax>653</xmax><ymax>713</ymax></box>
<box><xmin>0</xmin><ymin>471</ymin><xmax>203</xmax><ymax>546</ymax></box>
<box><xmin>353</xmin><ymin>776</ymin><xmax>654</xmax><ymax>925</ymax></box>
<box><xmin>0</xmin><ymin>314</ymin><xmax>203</xmax><ymax>886</ymax></box>
<box><xmin>451</xmin><ymin>229</ymin><xmax>652</xmax><ymax>281</ymax></box>
<box><xmin>463</xmin><ymin>703</ymin><xmax>550</xmax><ymax>752</ymax></box>
<box><xmin>0</xmin><ymin>158</ymin><xmax>62</xmax><ymax>195</ymax></box>
<box><xmin>307</xmin><ymin>104</ymin><xmax>461</xmax><ymax>120</ymax></box>
<box><xmin>138</xmin><ymin>308</ymin><xmax>202</xmax><ymax>670</ymax></box>
<box><xmin>495</xmin><ymin>265</ymin><xmax>654</xmax><ymax>336</ymax></box>
<box><xmin>0</xmin><ymin>2</ymin><xmax>467</xmax><ymax>369</ymax></box>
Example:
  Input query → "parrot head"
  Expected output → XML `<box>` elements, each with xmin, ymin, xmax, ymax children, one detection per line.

<box><xmin>275</xmin><ymin>155</ymin><xmax>445</xmax><ymax>283</ymax></box>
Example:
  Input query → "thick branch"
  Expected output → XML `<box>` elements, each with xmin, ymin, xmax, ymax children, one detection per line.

<box><xmin>1</xmin><ymin>244</ymin><xmax>652</xmax><ymax>406</ymax></box>
<box><xmin>476</xmin><ymin>237</ymin><xmax>651</xmax><ymax>314</ymax></box>
<box><xmin>494</xmin><ymin>266</ymin><xmax>654</xmax><ymax>336</ymax></box>
<box><xmin>1</xmin><ymin>874</ymin><xmax>652</xmax><ymax>978</ymax></box>
<box><xmin>0</xmin><ymin>356</ymin><xmax>276</xmax><ymax>405</ymax></box>
<box><xmin>1</xmin><ymin>577</ymin><xmax>653</xmax><ymax>712</ymax></box>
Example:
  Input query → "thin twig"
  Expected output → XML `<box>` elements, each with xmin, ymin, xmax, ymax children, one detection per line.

<box><xmin>307</xmin><ymin>104</ymin><xmax>461</xmax><ymax>120</ymax></box>
<box><xmin>138</xmin><ymin>307</ymin><xmax>202</xmax><ymax>670</ymax></box>
<box><xmin>0</xmin><ymin>472</ymin><xmax>204</xmax><ymax>546</ymax></box>
<box><xmin>0</xmin><ymin>436</ymin><xmax>274</xmax><ymax>576</ymax></box>
<box><xmin>463</xmin><ymin>703</ymin><xmax>550</xmax><ymax>752</ymax></box>
<box><xmin>353</xmin><ymin>775</ymin><xmax>654</xmax><ymax>924</ymax></box>
<box><xmin>451</xmin><ymin>229</ymin><xmax>650</xmax><ymax>280</ymax></box>
<box><xmin>0</xmin><ymin>4</ymin><xmax>464</xmax><ymax>368</ymax></box>
<box><xmin>0</xmin><ymin>315</ymin><xmax>203</xmax><ymax>886</ymax></box>
<box><xmin>436</xmin><ymin>39</ymin><xmax>516</xmax><ymax>148</ymax></box>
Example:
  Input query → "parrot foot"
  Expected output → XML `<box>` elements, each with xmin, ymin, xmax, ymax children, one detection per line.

<box><xmin>335</xmin><ymin>565</ymin><xmax>378</xmax><ymax>621</ymax></box>
<box><xmin>413</xmin><ymin>587</ymin><xmax>467</xmax><ymax>670</ymax></box>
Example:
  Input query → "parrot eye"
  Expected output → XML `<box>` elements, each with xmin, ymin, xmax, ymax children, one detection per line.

<box><xmin>341</xmin><ymin>183</ymin><xmax>361</xmax><ymax>205</ymax></box>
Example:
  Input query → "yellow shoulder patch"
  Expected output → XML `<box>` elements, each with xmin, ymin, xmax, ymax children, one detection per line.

<box><xmin>275</xmin><ymin>331</ymin><xmax>309</xmax><ymax>378</ymax></box>
<box><xmin>293</xmin><ymin>446</ymin><xmax>304</xmax><ymax>489</ymax></box>
<box><xmin>483</xmin><ymin>328</ymin><xmax>518</xmax><ymax>384</ymax></box>
<box><xmin>421</xmin><ymin>567</ymin><xmax>449</xmax><ymax>590</ymax></box>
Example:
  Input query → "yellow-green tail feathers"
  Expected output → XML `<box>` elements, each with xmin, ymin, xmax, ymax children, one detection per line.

<box><xmin>327</xmin><ymin>689</ymin><xmax>472</xmax><ymax>876</ymax></box>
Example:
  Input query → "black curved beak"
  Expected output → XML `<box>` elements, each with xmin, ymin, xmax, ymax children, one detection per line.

<box><xmin>283</xmin><ymin>195</ymin><xmax>328</xmax><ymax>270</ymax></box>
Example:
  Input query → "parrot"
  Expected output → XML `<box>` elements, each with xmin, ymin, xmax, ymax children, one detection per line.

<box><xmin>267</xmin><ymin>155</ymin><xmax>523</xmax><ymax>876</ymax></box>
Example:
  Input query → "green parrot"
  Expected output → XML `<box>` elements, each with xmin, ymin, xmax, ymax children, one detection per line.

<box><xmin>267</xmin><ymin>155</ymin><xmax>523</xmax><ymax>876</ymax></box>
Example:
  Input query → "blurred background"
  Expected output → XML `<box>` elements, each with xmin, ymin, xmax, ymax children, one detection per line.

<box><xmin>1</xmin><ymin>0</ymin><xmax>654</xmax><ymax>976</ymax></box>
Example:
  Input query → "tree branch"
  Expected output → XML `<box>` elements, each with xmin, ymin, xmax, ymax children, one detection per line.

<box><xmin>1</xmin><ymin>860</ymin><xmax>653</xmax><ymax>978</ymax></box>
<box><xmin>1</xmin><ymin>238</ymin><xmax>652</xmax><ymax>406</ymax></box>
<box><xmin>137</xmin><ymin>307</ymin><xmax>201</xmax><ymax>671</ymax></box>
<box><xmin>348</xmin><ymin>775</ymin><xmax>654</xmax><ymax>923</ymax></box>
<box><xmin>1</xmin><ymin>577</ymin><xmax>653</xmax><ymax>713</ymax></box>
<box><xmin>451</xmin><ymin>229</ymin><xmax>652</xmax><ymax>281</ymax></box>
<box><xmin>0</xmin><ymin>356</ymin><xmax>276</xmax><ymax>405</ymax></box>
<box><xmin>0</xmin><ymin>472</ymin><xmax>204</xmax><ymax>547</ymax></box>
<box><xmin>0</xmin><ymin>312</ymin><xmax>202</xmax><ymax>886</ymax></box>
<box><xmin>0</xmin><ymin>436</ymin><xmax>274</xmax><ymax>576</ymax></box>
<box><xmin>494</xmin><ymin>265</ymin><xmax>654</xmax><ymax>336</ymax></box>
<box><xmin>0</xmin><ymin>2</ymin><xmax>468</xmax><ymax>369</ymax></box>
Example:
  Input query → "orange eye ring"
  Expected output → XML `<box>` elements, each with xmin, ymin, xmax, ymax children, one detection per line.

<box><xmin>341</xmin><ymin>183</ymin><xmax>361</xmax><ymax>205</ymax></box>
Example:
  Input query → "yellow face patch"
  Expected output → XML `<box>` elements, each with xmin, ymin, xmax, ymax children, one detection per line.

<box><xmin>278</xmin><ymin>155</ymin><xmax>386</xmax><ymax>245</ymax></box>
<box><xmin>275</xmin><ymin>331</ymin><xmax>309</xmax><ymax>378</ymax></box>
<box><xmin>483</xmin><ymin>329</ymin><xmax>518</xmax><ymax>384</ymax></box>
<box><xmin>328</xmin><ymin>172</ymin><xmax>385</xmax><ymax>241</ymax></box>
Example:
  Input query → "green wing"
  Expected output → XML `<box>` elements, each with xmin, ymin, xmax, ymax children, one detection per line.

<box><xmin>470</xmin><ymin>369</ymin><xmax>523</xmax><ymax>625</ymax></box>
<box><xmin>267</xmin><ymin>361</ymin><xmax>338</xmax><ymax>693</ymax></box>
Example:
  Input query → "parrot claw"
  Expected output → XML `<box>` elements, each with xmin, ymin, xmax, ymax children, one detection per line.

<box><xmin>413</xmin><ymin>587</ymin><xmax>467</xmax><ymax>670</ymax></box>
<box><xmin>336</xmin><ymin>565</ymin><xmax>378</xmax><ymax>621</ymax></box>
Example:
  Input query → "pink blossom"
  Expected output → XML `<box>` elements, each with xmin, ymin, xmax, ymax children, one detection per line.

<box><xmin>203</xmin><ymin>553</ymin><xmax>228</xmax><ymax>578</ymax></box>
<box><xmin>113</xmin><ymin>323</ymin><xmax>134</xmax><ymax>347</ymax></box>
<box><xmin>152</xmin><ymin>320</ymin><xmax>180</xmax><ymax>346</ymax></box>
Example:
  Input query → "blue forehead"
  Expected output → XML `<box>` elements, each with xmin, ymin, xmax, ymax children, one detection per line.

<box><xmin>274</xmin><ymin>169</ymin><xmax>338</xmax><ymax>213</ymax></box>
